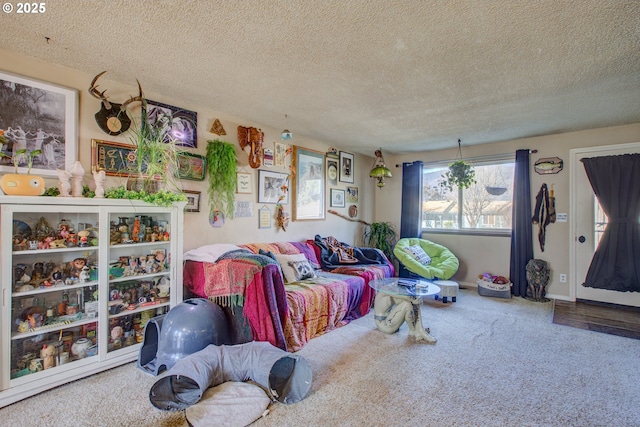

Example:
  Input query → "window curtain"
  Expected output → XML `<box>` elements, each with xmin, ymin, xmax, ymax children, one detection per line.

<box><xmin>400</xmin><ymin>161</ymin><xmax>424</xmax><ymax>238</ymax></box>
<box><xmin>509</xmin><ymin>150</ymin><xmax>533</xmax><ymax>297</ymax></box>
<box><xmin>580</xmin><ymin>154</ymin><xmax>640</xmax><ymax>292</ymax></box>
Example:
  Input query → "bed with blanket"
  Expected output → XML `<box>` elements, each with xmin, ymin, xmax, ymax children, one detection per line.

<box><xmin>182</xmin><ymin>238</ymin><xmax>394</xmax><ymax>352</ymax></box>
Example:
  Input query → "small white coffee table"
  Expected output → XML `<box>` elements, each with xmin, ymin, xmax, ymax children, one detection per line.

<box><xmin>369</xmin><ymin>277</ymin><xmax>440</xmax><ymax>343</ymax></box>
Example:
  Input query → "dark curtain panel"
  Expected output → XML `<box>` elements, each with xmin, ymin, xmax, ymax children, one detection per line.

<box><xmin>580</xmin><ymin>154</ymin><xmax>640</xmax><ymax>292</ymax></box>
<box><xmin>509</xmin><ymin>150</ymin><xmax>533</xmax><ymax>297</ymax></box>
<box><xmin>400</xmin><ymin>161</ymin><xmax>424</xmax><ymax>238</ymax></box>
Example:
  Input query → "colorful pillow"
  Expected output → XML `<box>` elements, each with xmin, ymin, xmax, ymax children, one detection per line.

<box><xmin>403</xmin><ymin>245</ymin><xmax>432</xmax><ymax>265</ymax></box>
<box><xmin>274</xmin><ymin>253</ymin><xmax>317</xmax><ymax>283</ymax></box>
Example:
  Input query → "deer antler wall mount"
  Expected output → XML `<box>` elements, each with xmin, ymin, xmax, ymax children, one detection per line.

<box><xmin>237</xmin><ymin>125</ymin><xmax>264</xmax><ymax>168</ymax></box>
<box><xmin>88</xmin><ymin>71</ymin><xmax>144</xmax><ymax>136</ymax></box>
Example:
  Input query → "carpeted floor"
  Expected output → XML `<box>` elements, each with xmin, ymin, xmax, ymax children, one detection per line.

<box><xmin>2</xmin><ymin>288</ymin><xmax>639</xmax><ymax>427</ymax></box>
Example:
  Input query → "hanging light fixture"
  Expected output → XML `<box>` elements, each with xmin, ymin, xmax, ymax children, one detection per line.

<box><xmin>281</xmin><ymin>114</ymin><xmax>292</xmax><ymax>140</ymax></box>
<box><xmin>369</xmin><ymin>149</ymin><xmax>392</xmax><ymax>188</ymax></box>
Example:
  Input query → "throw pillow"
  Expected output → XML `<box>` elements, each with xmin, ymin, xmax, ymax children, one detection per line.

<box><xmin>403</xmin><ymin>245</ymin><xmax>432</xmax><ymax>265</ymax></box>
<box><xmin>274</xmin><ymin>253</ymin><xmax>317</xmax><ymax>283</ymax></box>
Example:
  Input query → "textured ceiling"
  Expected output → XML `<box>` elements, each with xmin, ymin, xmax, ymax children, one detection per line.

<box><xmin>0</xmin><ymin>0</ymin><xmax>639</xmax><ymax>155</ymax></box>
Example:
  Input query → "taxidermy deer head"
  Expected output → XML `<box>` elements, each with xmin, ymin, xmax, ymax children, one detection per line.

<box><xmin>88</xmin><ymin>71</ymin><xmax>144</xmax><ymax>136</ymax></box>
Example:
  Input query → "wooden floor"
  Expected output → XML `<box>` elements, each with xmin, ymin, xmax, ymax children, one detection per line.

<box><xmin>552</xmin><ymin>299</ymin><xmax>640</xmax><ymax>339</ymax></box>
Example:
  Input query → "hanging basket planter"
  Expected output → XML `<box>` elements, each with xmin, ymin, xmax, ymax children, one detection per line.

<box><xmin>485</xmin><ymin>186</ymin><xmax>507</xmax><ymax>196</ymax></box>
<box><xmin>438</xmin><ymin>139</ymin><xmax>476</xmax><ymax>192</ymax></box>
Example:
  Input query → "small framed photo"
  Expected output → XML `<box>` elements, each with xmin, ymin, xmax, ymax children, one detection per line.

<box><xmin>274</xmin><ymin>142</ymin><xmax>288</xmax><ymax>167</ymax></box>
<box><xmin>145</xmin><ymin>99</ymin><xmax>197</xmax><ymax>148</ymax></box>
<box><xmin>330</xmin><ymin>188</ymin><xmax>345</xmax><ymax>208</ymax></box>
<box><xmin>184</xmin><ymin>190</ymin><xmax>201</xmax><ymax>212</ymax></box>
<box><xmin>327</xmin><ymin>158</ymin><xmax>338</xmax><ymax>186</ymax></box>
<box><xmin>339</xmin><ymin>151</ymin><xmax>354</xmax><ymax>183</ymax></box>
<box><xmin>346</xmin><ymin>186</ymin><xmax>358</xmax><ymax>203</ymax></box>
<box><xmin>177</xmin><ymin>152</ymin><xmax>206</xmax><ymax>181</ymax></box>
<box><xmin>258</xmin><ymin>170</ymin><xmax>289</xmax><ymax>204</ymax></box>
<box><xmin>236</xmin><ymin>172</ymin><xmax>252</xmax><ymax>194</ymax></box>
<box><xmin>263</xmin><ymin>148</ymin><xmax>274</xmax><ymax>167</ymax></box>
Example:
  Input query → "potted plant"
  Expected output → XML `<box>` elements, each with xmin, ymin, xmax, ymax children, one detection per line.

<box><xmin>206</xmin><ymin>139</ymin><xmax>237</xmax><ymax>219</ymax></box>
<box><xmin>363</xmin><ymin>221</ymin><xmax>397</xmax><ymax>263</ymax></box>
<box><xmin>0</xmin><ymin>147</ymin><xmax>45</xmax><ymax>196</ymax></box>
<box><xmin>125</xmin><ymin>104</ymin><xmax>185</xmax><ymax>193</ymax></box>
<box><xmin>439</xmin><ymin>160</ymin><xmax>476</xmax><ymax>192</ymax></box>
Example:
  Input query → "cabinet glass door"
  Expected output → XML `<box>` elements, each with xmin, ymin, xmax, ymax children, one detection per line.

<box><xmin>5</xmin><ymin>208</ymin><xmax>100</xmax><ymax>383</ymax></box>
<box><xmin>105</xmin><ymin>211</ymin><xmax>172</xmax><ymax>355</ymax></box>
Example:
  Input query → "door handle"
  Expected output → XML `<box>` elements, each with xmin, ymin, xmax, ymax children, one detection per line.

<box><xmin>578</xmin><ymin>235</ymin><xmax>586</xmax><ymax>243</ymax></box>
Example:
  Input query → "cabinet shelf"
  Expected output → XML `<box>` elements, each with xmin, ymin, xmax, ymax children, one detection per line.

<box><xmin>110</xmin><ymin>240</ymin><xmax>170</xmax><ymax>249</ymax></box>
<box><xmin>109</xmin><ymin>271</ymin><xmax>170</xmax><ymax>284</ymax></box>
<box><xmin>108</xmin><ymin>301</ymin><xmax>169</xmax><ymax>320</ymax></box>
<box><xmin>11</xmin><ymin>315</ymin><xmax>98</xmax><ymax>340</ymax></box>
<box><xmin>12</xmin><ymin>280</ymin><xmax>99</xmax><ymax>297</ymax></box>
<box><xmin>13</xmin><ymin>246</ymin><xmax>99</xmax><ymax>256</ymax></box>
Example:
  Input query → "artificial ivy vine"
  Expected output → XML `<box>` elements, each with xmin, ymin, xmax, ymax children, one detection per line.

<box><xmin>206</xmin><ymin>139</ymin><xmax>238</xmax><ymax>219</ymax></box>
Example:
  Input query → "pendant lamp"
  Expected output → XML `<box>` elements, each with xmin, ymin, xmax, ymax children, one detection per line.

<box><xmin>369</xmin><ymin>149</ymin><xmax>392</xmax><ymax>188</ymax></box>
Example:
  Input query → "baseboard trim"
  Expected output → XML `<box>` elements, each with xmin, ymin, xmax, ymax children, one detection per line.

<box><xmin>546</xmin><ymin>293</ymin><xmax>572</xmax><ymax>302</ymax></box>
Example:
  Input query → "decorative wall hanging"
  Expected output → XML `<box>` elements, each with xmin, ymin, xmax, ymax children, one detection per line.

<box><xmin>210</xmin><ymin>118</ymin><xmax>226</xmax><ymax>135</ymax></box>
<box><xmin>258</xmin><ymin>170</ymin><xmax>289</xmax><ymax>204</ymax></box>
<box><xmin>259</xmin><ymin>205</ymin><xmax>272</xmax><ymax>229</ymax></box>
<box><xmin>88</xmin><ymin>71</ymin><xmax>143</xmax><ymax>136</ymax></box>
<box><xmin>234</xmin><ymin>201</ymin><xmax>253</xmax><ymax>218</ymax></box>
<box><xmin>339</xmin><ymin>151</ymin><xmax>354</xmax><ymax>183</ymax></box>
<box><xmin>177</xmin><ymin>152</ymin><xmax>206</xmax><ymax>181</ymax></box>
<box><xmin>184</xmin><ymin>190</ymin><xmax>201</xmax><ymax>212</ymax></box>
<box><xmin>281</xmin><ymin>114</ymin><xmax>292</xmax><ymax>140</ymax></box>
<box><xmin>91</xmin><ymin>139</ymin><xmax>135</xmax><ymax>176</ymax></box>
<box><xmin>209</xmin><ymin>210</ymin><xmax>225</xmax><ymax>228</ymax></box>
<box><xmin>348</xmin><ymin>204</ymin><xmax>358</xmax><ymax>218</ymax></box>
<box><xmin>330</xmin><ymin>188</ymin><xmax>345</xmax><ymax>208</ymax></box>
<box><xmin>145</xmin><ymin>99</ymin><xmax>198</xmax><ymax>148</ymax></box>
<box><xmin>1</xmin><ymin>71</ymin><xmax>77</xmax><ymax>176</ymax></box>
<box><xmin>327</xmin><ymin>158</ymin><xmax>338</xmax><ymax>186</ymax></box>
<box><xmin>263</xmin><ymin>148</ymin><xmax>274</xmax><ymax>167</ymax></box>
<box><xmin>275</xmin><ymin>142</ymin><xmax>288</xmax><ymax>167</ymax></box>
<box><xmin>236</xmin><ymin>172</ymin><xmax>252</xmax><ymax>194</ymax></box>
<box><xmin>238</xmin><ymin>125</ymin><xmax>264</xmax><ymax>168</ymax></box>
<box><xmin>346</xmin><ymin>186</ymin><xmax>358</xmax><ymax>203</ymax></box>
<box><xmin>293</xmin><ymin>146</ymin><xmax>325</xmax><ymax>221</ymax></box>
<box><xmin>534</xmin><ymin>157</ymin><xmax>563</xmax><ymax>175</ymax></box>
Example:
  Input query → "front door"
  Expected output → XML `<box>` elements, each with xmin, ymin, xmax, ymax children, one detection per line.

<box><xmin>571</xmin><ymin>142</ymin><xmax>640</xmax><ymax>307</ymax></box>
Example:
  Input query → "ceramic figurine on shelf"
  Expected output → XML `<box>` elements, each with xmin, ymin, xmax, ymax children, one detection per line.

<box><xmin>70</xmin><ymin>161</ymin><xmax>85</xmax><ymax>197</ymax></box>
<box><xmin>93</xmin><ymin>170</ymin><xmax>106</xmax><ymax>198</ymax></box>
<box><xmin>57</xmin><ymin>169</ymin><xmax>71</xmax><ymax>197</ymax></box>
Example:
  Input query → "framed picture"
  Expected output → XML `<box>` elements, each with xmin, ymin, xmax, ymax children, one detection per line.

<box><xmin>274</xmin><ymin>142</ymin><xmax>288</xmax><ymax>167</ymax></box>
<box><xmin>145</xmin><ymin>99</ymin><xmax>197</xmax><ymax>148</ymax></box>
<box><xmin>258</xmin><ymin>169</ymin><xmax>289</xmax><ymax>204</ymax></box>
<box><xmin>346</xmin><ymin>186</ymin><xmax>359</xmax><ymax>203</ymax></box>
<box><xmin>236</xmin><ymin>172</ymin><xmax>252</xmax><ymax>193</ymax></box>
<box><xmin>330</xmin><ymin>188</ymin><xmax>345</xmax><ymax>208</ymax></box>
<box><xmin>0</xmin><ymin>71</ymin><xmax>78</xmax><ymax>177</ymax></box>
<box><xmin>259</xmin><ymin>205</ymin><xmax>272</xmax><ymax>229</ymax></box>
<box><xmin>327</xmin><ymin>158</ymin><xmax>338</xmax><ymax>186</ymax></box>
<box><xmin>92</xmin><ymin>139</ymin><xmax>136</xmax><ymax>176</ymax></box>
<box><xmin>339</xmin><ymin>151</ymin><xmax>354</xmax><ymax>183</ymax></box>
<box><xmin>293</xmin><ymin>146</ymin><xmax>325</xmax><ymax>221</ymax></box>
<box><xmin>184</xmin><ymin>190</ymin><xmax>201</xmax><ymax>212</ymax></box>
<box><xmin>177</xmin><ymin>152</ymin><xmax>206</xmax><ymax>180</ymax></box>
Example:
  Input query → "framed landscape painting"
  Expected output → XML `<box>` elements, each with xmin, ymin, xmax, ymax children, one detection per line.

<box><xmin>0</xmin><ymin>71</ymin><xmax>78</xmax><ymax>176</ymax></box>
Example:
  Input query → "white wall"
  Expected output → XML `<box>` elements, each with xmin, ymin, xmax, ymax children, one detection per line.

<box><xmin>375</xmin><ymin>123</ymin><xmax>640</xmax><ymax>299</ymax></box>
<box><xmin>0</xmin><ymin>48</ymin><xmax>376</xmax><ymax>250</ymax></box>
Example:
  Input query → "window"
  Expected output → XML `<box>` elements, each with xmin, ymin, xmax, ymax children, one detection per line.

<box><xmin>422</xmin><ymin>155</ymin><xmax>514</xmax><ymax>234</ymax></box>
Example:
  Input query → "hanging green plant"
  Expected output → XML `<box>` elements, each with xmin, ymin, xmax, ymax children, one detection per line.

<box><xmin>439</xmin><ymin>160</ymin><xmax>476</xmax><ymax>192</ymax></box>
<box><xmin>206</xmin><ymin>139</ymin><xmax>237</xmax><ymax>219</ymax></box>
<box><xmin>439</xmin><ymin>138</ymin><xmax>476</xmax><ymax>192</ymax></box>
